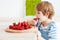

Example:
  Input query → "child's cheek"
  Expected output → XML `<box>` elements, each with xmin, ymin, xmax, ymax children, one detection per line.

<box><xmin>36</xmin><ymin>14</ymin><xmax>39</xmax><ymax>18</ymax></box>
<box><xmin>36</xmin><ymin>14</ymin><xmax>40</xmax><ymax>18</ymax></box>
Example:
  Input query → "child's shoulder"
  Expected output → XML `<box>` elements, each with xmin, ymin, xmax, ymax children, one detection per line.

<box><xmin>50</xmin><ymin>21</ymin><xmax>56</xmax><ymax>26</ymax></box>
<box><xmin>49</xmin><ymin>21</ymin><xmax>56</xmax><ymax>29</ymax></box>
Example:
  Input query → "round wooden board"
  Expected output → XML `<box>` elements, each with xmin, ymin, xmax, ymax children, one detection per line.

<box><xmin>5</xmin><ymin>26</ymin><xmax>37</xmax><ymax>33</ymax></box>
<box><xmin>5</xmin><ymin>28</ymin><xmax>24</xmax><ymax>33</ymax></box>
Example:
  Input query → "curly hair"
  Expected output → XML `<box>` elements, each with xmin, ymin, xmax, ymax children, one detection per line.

<box><xmin>36</xmin><ymin>1</ymin><xmax>54</xmax><ymax>19</ymax></box>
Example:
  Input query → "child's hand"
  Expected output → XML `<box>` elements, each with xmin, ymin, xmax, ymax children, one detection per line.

<box><xmin>27</xmin><ymin>20</ymin><xmax>36</xmax><ymax>26</ymax></box>
<box><xmin>36</xmin><ymin>31</ymin><xmax>45</xmax><ymax>40</ymax></box>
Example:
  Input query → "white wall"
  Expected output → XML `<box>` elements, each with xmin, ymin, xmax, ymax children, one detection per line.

<box><xmin>0</xmin><ymin>0</ymin><xmax>25</xmax><ymax>18</ymax></box>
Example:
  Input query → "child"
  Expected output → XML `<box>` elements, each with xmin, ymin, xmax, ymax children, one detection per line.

<box><xmin>6</xmin><ymin>1</ymin><xmax>57</xmax><ymax>40</ymax></box>
<box><xmin>28</xmin><ymin>1</ymin><xmax>57</xmax><ymax>40</ymax></box>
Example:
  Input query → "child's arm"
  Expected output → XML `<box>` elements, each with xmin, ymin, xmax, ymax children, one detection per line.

<box><xmin>36</xmin><ymin>31</ymin><xmax>45</xmax><ymax>40</ymax></box>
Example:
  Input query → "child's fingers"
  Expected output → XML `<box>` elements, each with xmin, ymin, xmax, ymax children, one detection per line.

<box><xmin>27</xmin><ymin>20</ymin><xmax>35</xmax><ymax>26</ymax></box>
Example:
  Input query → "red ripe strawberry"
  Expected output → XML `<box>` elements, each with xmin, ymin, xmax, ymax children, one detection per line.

<box><xmin>24</xmin><ymin>22</ymin><xmax>31</xmax><ymax>29</ymax></box>
<box><xmin>33</xmin><ymin>18</ymin><xmax>39</xmax><ymax>21</ymax></box>
<box><xmin>25</xmin><ymin>25</ymin><xmax>28</xmax><ymax>29</ymax></box>
<box><xmin>19</xmin><ymin>26</ymin><xmax>25</xmax><ymax>30</ymax></box>
<box><xmin>14</xmin><ymin>24</ymin><xmax>20</xmax><ymax>30</ymax></box>
<box><xmin>13</xmin><ymin>22</ymin><xmax>17</xmax><ymax>26</ymax></box>
<box><xmin>16</xmin><ymin>22</ymin><xmax>21</xmax><ymax>30</ymax></box>
<box><xmin>28</xmin><ymin>25</ymin><xmax>32</xmax><ymax>28</ymax></box>
<box><xmin>17</xmin><ymin>22</ymin><xmax>21</xmax><ymax>27</ymax></box>
<box><xmin>18</xmin><ymin>22</ymin><xmax>21</xmax><ymax>25</ymax></box>
<box><xmin>21</xmin><ymin>22</ymin><xmax>25</xmax><ymax>26</ymax></box>
<box><xmin>24</xmin><ymin>21</ymin><xmax>28</xmax><ymax>26</ymax></box>
<box><xmin>13</xmin><ymin>26</ymin><xmax>17</xmax><ymax>30</ymax></box>
<box><xmin>26</xmin><ymin>25</ymin><xmax>32</xmax><ymax>29</ymax></box>
<box><xmin>18</xmin><ymin>26</ymin><xmax>21</xmax><ymax>30</ymax></box>
<box><xmin>9</xmin><ymin>25</ymin><xmax>14</xmax><ymax>29</ymax></box>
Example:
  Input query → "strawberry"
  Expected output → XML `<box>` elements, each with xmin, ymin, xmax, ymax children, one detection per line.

<box><xmin>18</xmin><ymin>22</ymin><xmax>21</xmax><ymax>25</ymax></box>
<box><xmin>28</xmin><ymin>25</ymin><xmax>32</xmax><ymax>28</ymax></box>
<box><xmin>13</xmin><ymin>26</ymin><xmax>17</xmax><ymax>30</ymax></box>
<box><xmin>24</xmin><ymin>22</ymin><xmax>32</xmax><ymax>29</ymax></box>
<box><xmin>28</xmin><ymin>24</ymin><xmax>32</xmax><ymax>28</ymax></box>
<box><xmin>13</xmin><ymin>22</ymin><xmax>17</xmax><ymax>26</ymax></box>
<box><xmin>19</xmin><ymin>26</ymin><xmax>25</xmax><ymax>30</ymax></box>
<box><xmin>9</xmin><ymin>25</ymin><xmax>14</xmax><ymax>29</ymax></box>
<box><xmin>24</xmin><ymin>21</ymin><xmax>28</xmax><ymax>26</ymax></box>
<box><xmin>25</xmin><ymin>25</ymin><xmax>28</xmax><ymax>29</ymax></box>
<box><xmin>14</xmin><ymin>26</ymin><xmax>19</xmax><ymax>30</ymax></box>
<box><xmin>17</xmin><ymin>22</ymin><xmax>21</xmax><ymax>27</ymax></box>
<box><xmin>33</xmin><ymin>18</ymin><xmax>40</xmax><ymax>21</ymax></box>
<box><xmin>21</xmin><ymin>22</ymin><xmax>25</xmax><ymax>26</ymax></box>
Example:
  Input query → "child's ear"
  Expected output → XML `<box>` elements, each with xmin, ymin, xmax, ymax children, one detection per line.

<box><xmin>45</xmin><ymin>12</ymin><xmax>49</xmax><ymax>17</ymax></box>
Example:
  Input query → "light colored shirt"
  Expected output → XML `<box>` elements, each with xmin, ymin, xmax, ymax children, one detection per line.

<box><xmin>36</xmin><ymin>21</ymin><xmax>57</xmax><ymax>40</ymax></box>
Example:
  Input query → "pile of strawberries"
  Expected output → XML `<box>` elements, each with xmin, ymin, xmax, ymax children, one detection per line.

<box><xmin>9</xmin><ymin>21</ymin><xmax>32</xmax><ymax>30</ymax></box>
<box><xmin>9</xmin><ymin>18</ymin><xmax>39</xmax><ymax>30</ymax></box>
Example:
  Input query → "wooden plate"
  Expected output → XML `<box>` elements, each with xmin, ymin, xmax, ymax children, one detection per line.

<box><xmin>5</xmin><ymin>26</ymin><xmax>37</xmax><ymax>33</ymax></box>
<box><xmin>5</xmin><ymin>28</ymin><xmax>25</xmax><ymax>33</ymax></box>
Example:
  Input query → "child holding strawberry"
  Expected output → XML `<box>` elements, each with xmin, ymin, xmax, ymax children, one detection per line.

<box><xmin>27</xmin><ymin>1</ymin><xmax>57</xmax><ymax>40</ymax></box>
<box><xmin>5</xmin><ymin>1</ymin><xmax>57</xmax><ymax>40</ymax></box>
